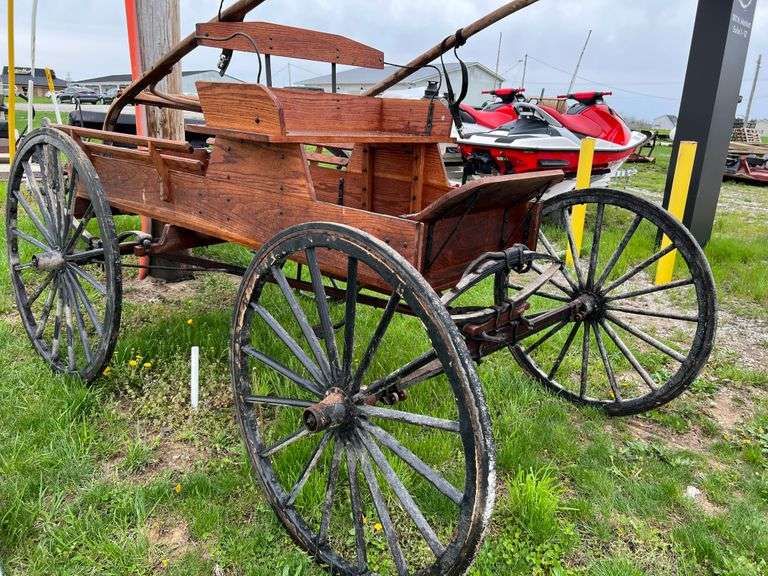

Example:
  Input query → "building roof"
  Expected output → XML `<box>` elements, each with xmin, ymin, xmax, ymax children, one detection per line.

<box><xmin>74</xmin><ymin>70</ymin><xmax>243</xmax><ymax>84</ymax></box>
<box><xmin>298</xmin><ymin>62</ymin><xmax>504</xmax><ymax>87</ymax></box>
<box><xmin>1</xmin><ymin>66</ymin><xmax>67</xmax><ymax>88</ymax></box>
<box><xmin>653</xmin><ymin>114</ymin><xmax>678</xmax><ymax>125</ymax></box>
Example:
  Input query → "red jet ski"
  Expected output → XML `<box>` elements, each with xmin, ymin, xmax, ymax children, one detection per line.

<box><xmin>458</xmin><ymin>91</ymin><xmax>647</xmax><ymax>188</ymax></box>
<box><xmin>459</xmin><ymin>87</ymin><xmax>526</xmax><ymax>128</ymax></box>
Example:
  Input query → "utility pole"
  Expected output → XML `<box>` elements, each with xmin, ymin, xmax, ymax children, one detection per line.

<box><xmin>521</xmin><ymin>53</ymin><xmax>527</xmax><ymax>88</ymax></box>
<box><xmin>567</xmin><ymin>29</ymin><xmax>592</xmax><ymax>94</ymax></box>
<box><xmin>494</xmin><ymin>32</ymin><xmax>503</xmax><ymax>89</ymax></box>
<box><xmin>745</xmin><ymin>54</ymin><xmax>761</xmax><ymax>123</ymax></box>
<box><xmin>287</xmin><ymin>63</ymin><xmax>292</xmax><ymax>87</ymax></box>
<box><xmin>134</xmin><ymin>0</ymin><xmax>189</xmax><ymax>281</ymax></box>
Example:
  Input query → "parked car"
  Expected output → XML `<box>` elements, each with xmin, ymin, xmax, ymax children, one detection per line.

<box><xmin>99</xmin><ymin>87</ymin><xmax>121</xmax><ymax>104</ymax></box>
<box><xmin>57</xmin><ymin>86</ymin><xmax>101</xmax><ymax>104</ymax></box>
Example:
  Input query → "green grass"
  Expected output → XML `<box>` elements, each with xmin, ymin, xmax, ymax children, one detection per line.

<box><xmin>2</xmin><ymin>152</ymin><xmax>768</xmax><ymax>575</ymax></box>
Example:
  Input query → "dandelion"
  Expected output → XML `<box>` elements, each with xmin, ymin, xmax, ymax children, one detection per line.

<box><xmin>186</xmin><ymin>319</ymin><xmax>194</xmax><ymax>326</ymax></box>
<box><xmin>373</xmin><ymin>522</ymin><xmax>383</xmax><ymax>533</ymax></box>
<box><xmin>161</xmin><ymin>559</ymin><xmax>169</xmax><ymax>569</ymax></box>
<box><xmin>143</xmin><ymin>362</ymin><xmax>153</xmax><ymax>369</ymax></box>
<box><xmin>102</xmin><ymin>366</ymin><xmax>112</xmax><ymax>376</ymax></box>
<box><xmin>136</xmin><ymin>355</ymin><xmax>144</xmax><ymax>361</ymax></box>
<box><xmin>174</xmin><ymin>483</ymin><xmax>182</xmax><ymax>494</ymax></box>
<box><xmin>128</xmin><ymin>359</ymin><xmax>138</xmax><ymax>368</ymax></box>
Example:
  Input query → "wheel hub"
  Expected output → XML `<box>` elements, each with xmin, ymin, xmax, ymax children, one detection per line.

<box><xmin>303</xmin><ymin>387</ymin><xmax>354</xmax><ymax>433</ymax></box>
<box><xmin>573</xmin><ymin>292</ymin><xmax>602</xmax><ymax>321</ymax></box>
<box><xmin>33</xmin><ymin>251</ymin><xmax>66</xmax><ymax>271</ymax></box>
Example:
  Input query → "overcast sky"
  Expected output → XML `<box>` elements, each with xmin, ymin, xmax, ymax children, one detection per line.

<box><xmin>2</xmin><ymin>0</ymin><xmax>768</xmax><ymax>121</ymax></box>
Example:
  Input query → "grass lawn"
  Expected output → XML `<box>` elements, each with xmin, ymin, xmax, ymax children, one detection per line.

<box><xmin>1</xmin><ymin>131</ymin><xmax>767</xmax><ymax>575</ymax></box>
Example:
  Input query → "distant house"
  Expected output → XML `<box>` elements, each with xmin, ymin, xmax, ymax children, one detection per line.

<box><xmin>756</xmin><ymin>120</ymin><xmax>768</xmax><ymax>137</ymax></box>
<box><xmin>75</xmin><ymin>70</ymin><xmax>243</xmax><ymax>96</ymax></box>
<box><xmin>652</xmin><ymin>115</ymin><xmax>678</xmax><ymax>131</ymax></box>
<box><xmin>297</xmin><ymin>62</ymin><xmax>504</xmax><ymax>107</ymax></box>
<box><xmin>1</xmin><ymin>66</ymin><xmax>67</xmax><ymax>97</ymax></box>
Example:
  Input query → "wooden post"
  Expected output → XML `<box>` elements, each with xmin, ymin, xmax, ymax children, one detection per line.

<box><xmin>134</xmin><ymin>0</ymin><xmax>190</xmax><ymax>281</ymax></box>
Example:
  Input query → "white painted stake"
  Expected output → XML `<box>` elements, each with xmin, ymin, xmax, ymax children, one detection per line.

<box><xmin>190</xmin><ymin>346</ymin><xmax>199</xmax><ymax>410</ymax></box>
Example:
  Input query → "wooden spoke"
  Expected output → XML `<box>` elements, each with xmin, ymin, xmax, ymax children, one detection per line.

<box><xmin>602</xmin><ymin>244</ymin><xmax>677</xmax><ymax>295</ymax></box>
<box><xmin>580</xmin><ymin>322</ymin><xmax>591</xmax><ymax>398</ymax></box>
<box><xmin>530</xmin><ymin>262</ymin><xmax>575</xmax><ymax>297</ymax></box>
<box><xmin>358</xmin><ymin>446</ymin><xmax>408</xmax><ymax>576</ymax></box>
<box><xmin>606</xmin><ymin>277</ymin><xmax>694</xmax><ymax>302</ymax></box>
<box><xmin>67</xmin><ymin>264</ymin><xmax>107</xmax><ymax>296</ymax></box>
<box><xmin>593</xmin><ymin>322</ymin><xmax>621</xmax><ymax>401</ymax></box>
<box><xmin>506</xmin><ymin>282</ymin><xmax>571</xmax><ymax>303</ymax></box>
<box><xmin>359</xmin><ymin>349</ymin><xmax>439</xmax><ymax>401</ymax></box>
<box><xmin>600</xmin><ymin>320</ymin><xmax>656</xmax><ymax>391</ymax></box>
<box><xmin>562</xmin><ymin>208</ymin><xmax>586</xmax><ymax>287</ymax></box>
<box><xmin>50</xmin><ymin>295</ymin><xmax>64</xmax><ymax>362</ymax></box>
<box><xmin>286</xmin><ymin>433</ymin><xmax>331</xmax><ymax>506</ymax></box>
<box><xmin>351</xmin><ymin>292</ymin><xmax>401</xmax><ymax>394</ymax></box>
<box><xmin>305</xmin><ymin>248</ymin><xmax>341</xmax><ymax>376</ymax></box>
<box><xmin>345</xmin><ymin>447</ymin><xmax>368</xmax><ymax>571</ymax></box>
<box><xmin>272</xmin><ymin>265</ymin><xmax>333</xmax><ymax>382</ymax></box>
<box><xmin>244</xmin><ymin>396</ymin><xmax>312</xmax><ymax>409</ymax></box>
<box><xmin>538</xmin><ymin>231</ymin><xmax>578</xmax><ymax>292</ymax></box>
<box><xmin>10</xmin><ymin>227</ymin><xmax>50</xmax><ymax>252</ymax></box>
<box><xmin>318</xmin><ymin>441</ymin><xmax>342</xmax><ymax>544</ymax></box>
<box><xmin>26</xmin><ymin>272</ymin><xmax>55</xmax><ymax>306</ymax></box>
<box><xmin>23</xmin><ymin>160</ymin><xmax>55</xmax><ymax>233</ymax></box>
<box><xmin>64</xmin><ymin>204</ymin><xmax>94</xmax><ymax>253</ymax></box>
<box><xmin>35</xmin><ymin>278</ymin><xmax>59</xmax><ymax>339</ymax></box>
<box><xmin>342</xmin><ymin>258</ymin><xmax>358</xmax><ymax>381</ymax></box>
<box><xmin>595</xmin><ymin>213</ymin><xmax>643</xmax><ymax>289</ymax></box>
<box><xmin>587</xmin><ymin>202</ymin><xmax>605</xmax><ymax>289</ymax></box>
<box><xmin>65</xmin><ymin>269</ymin><xmax>104</xmax><ymax>337</ymax></box>
<box><xmin>358</xmin><ymin>405</ymin><xmax>460</xmax><ymax>433</ymax></box>
<box><xmin>360</xmin><ymin>420</ymin><xmax>463</xmax><ymax>505</ymax></box>
<box><xmin>358</xmin><ymin>429</ymin><xmax>445</xmax><ymax>556</ymax></box>
<box><xmin>605</xmin><ymin>312</ymin><xmax>686</xmax><ymax>363</ymax></box>
<box><xmin>64</xmin><ymin>275</ymin><xmax>93</xmax><ymax>365</ymax></box>
<box><xmin>547</xmin><ymin>321</ymin><xmax>581</xmax><ymax>381</ymax></box>
<box><xmin>521</xmin><ymin>320</ymin><xmax>568</xmax><ymax>355</ymax></box>
<box><xmin>11</xmin><ymin>188</ymin><xmax>58</xmax><ymax>247</ymax></box>
<box><xmin>61</xmin><ymin>280</ymin><xmax>77</xmax><ymax>370</ymax></box>
<box><xmin>243</xmin><ymin>345</ymin><xmax>323</xmax><ymax>397</ymax></box>
<box><xmin>251</xmin><ymin>303</ymin><xmax>327</xmax><ymax>387</ymax></box>
<box><xmin>605</xmin><ymin>305</ymin><xmax>699</xmax><ymax>323</ymax></box>
<box><xmin>260</xmin><ymin>427</ymin><xmax>310</xmax><ymax>458</ymax></box>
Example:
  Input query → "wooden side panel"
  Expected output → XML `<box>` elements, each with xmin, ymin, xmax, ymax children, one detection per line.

<box><xmin>85</xmin><ymin>154</ymin><xmax>423</xmax><ymax>290</ymax></box>
<box><xmin>197</xmin><ymin>82</ymin><xmax>284</xmax><ymax>134</ymax></box>
<box><xmin>206</xmin><ymin>137</ymin><xmax>315</xmax><ymax>200</ymax></box>
<box><xmin>196</xmin><ymin>22</ymin><xmax>384</xmax><ymax>68</ymax></box>
<box><xmin>275</xmin><ymin>88</ymin><xmax>383</xmax><ymax>134</ymax></box>
<box><xmin>380</xmin><ymin>98</ymin><xmax>452</xmax><ymax>140</ymax></box>
<box><xmin>423</xmin><ymin>203</ymin><xmax>536</xmax><ymax>291</ymax></box>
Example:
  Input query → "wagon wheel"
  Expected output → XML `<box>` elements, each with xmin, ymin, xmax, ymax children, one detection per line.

<box><xmin>495</xmin><ymin>188</ymin><xmax>716</xmax><ymax>416</ymax></box>
<box><xmin>232</xmin><ymin>223</ymin><xmax>494</xmax><ymax>576</ymax></box>
<box><xmin>5</xmin><ymin>127</ymin><xmax>122</xmax><ymax>381</ymax></box>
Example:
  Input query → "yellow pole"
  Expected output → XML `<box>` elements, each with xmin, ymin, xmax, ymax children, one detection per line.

<box><xmin>655</xmin><ymin>141</ymin><xmax>698</xmax><ymax>285</ymax></box>
<box><xmin>7</xmin><ymin>0</ymin><xmax>16</xmax><ymax>159</ymax></box>
<box><xmin>566</xmin><ymin>137</ymin><xmax>596</xmax><ymax>266</ymax></box>
<box><xmin>44</xmin><ymin>67</ymin><xmax>62</xmax><ymax>124</ymax></box>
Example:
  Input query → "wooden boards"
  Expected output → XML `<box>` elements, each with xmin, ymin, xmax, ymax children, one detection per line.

<box><xmin>196</xmin><ymin>21</ymin><xmax>384</xmax><ymax>68</ymax></box>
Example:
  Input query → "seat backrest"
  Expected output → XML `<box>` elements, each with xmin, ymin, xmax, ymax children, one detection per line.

<box><xmin>196</xmin><ymin>21</ymin><xmax>384</xmax><ymax>69</ymax></box>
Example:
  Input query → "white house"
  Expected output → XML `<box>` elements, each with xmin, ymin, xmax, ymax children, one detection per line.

<box><xmin>652</xmin><ymin>115</ymin><xmax>678</xmax><ymax>131</ymax></box>
<box><xmin>297</xmin><ymin>62</ymin><xmax>504</xmax><ymax>107</ymax></box>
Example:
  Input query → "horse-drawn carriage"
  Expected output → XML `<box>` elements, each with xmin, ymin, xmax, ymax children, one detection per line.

<box><xmin>5</xmin><ymin>1</ymin><xmax>716</xmax><ymax>574</ymax></box>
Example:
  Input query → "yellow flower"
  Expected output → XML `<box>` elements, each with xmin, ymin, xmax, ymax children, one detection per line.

<box><xmin>373</xmin><ymin>522</ymin><xmax>383</xmax><ymax>533</ymax></box>
<box><xmin>161</xmin><ymin>559</ymin><xmax>169</xmax><ymax>568</ymax></box>
<box><xmin>174</xmin><ymin>483</ymin><xmax>182</xmax><ymax>494</ymax></box>
<box><xmin>143</xmin><ymin>362</ymin><xmax>152</xmax><ymax>369</ymax></box>
<box><xmin>186</xmin><ymin>319</ymin><xmax>194</xmax><ymax>326</ymax></box>
<box><xmin>136</xmin><ymin>355</ymin><xmax>143</xmax><ymax>361</ymax></box>
<box><xmin>102</xmin><ymin>366</ymin><xmax>112</xmax><ymax>376</ymax></box>
<box><xmin>128</xmin><ymin>359</ymin><xmax>138</xmax><ymax>368</ymax></box>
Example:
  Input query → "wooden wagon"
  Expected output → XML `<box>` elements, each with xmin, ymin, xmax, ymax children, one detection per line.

<box><xmin>5</xmin><ymin>2</ymin><xmax>716</xmax><ymax>574</ymax></box>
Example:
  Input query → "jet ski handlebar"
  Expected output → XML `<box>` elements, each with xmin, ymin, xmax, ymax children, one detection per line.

<box><xmin>558</xmin><ymin>91</ymin><xmax>613</xmax><ymax>105</ymax></box>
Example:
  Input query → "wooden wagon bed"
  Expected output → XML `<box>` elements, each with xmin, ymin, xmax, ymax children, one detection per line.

<box><xmin>55</xmin><ymin>82</ymin><xmax>562</xmax><ymax>291</ymax></box>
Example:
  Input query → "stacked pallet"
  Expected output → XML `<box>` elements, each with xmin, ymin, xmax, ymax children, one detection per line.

<box><xmin>731</xmin><ymin>119</ymin><xmax>762</xmax><ymax>144</ymax></box>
